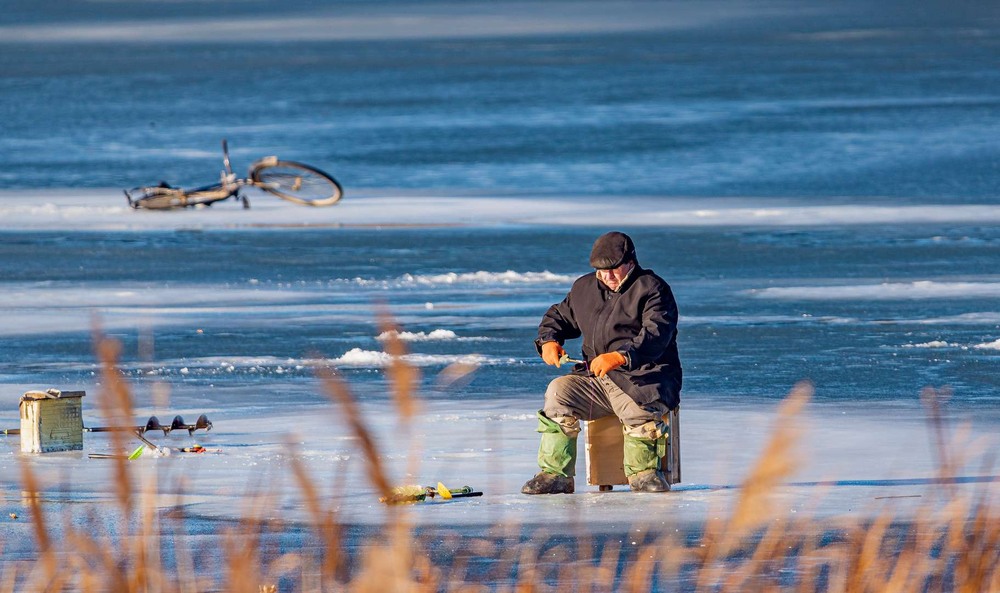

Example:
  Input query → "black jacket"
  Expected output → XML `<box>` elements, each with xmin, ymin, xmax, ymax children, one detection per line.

<box><xmin>535</xmin><ymin>265</ymin><xmax>682</xmax><ymax>408</ymax></box>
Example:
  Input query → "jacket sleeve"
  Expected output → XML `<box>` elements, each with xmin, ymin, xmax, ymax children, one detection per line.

<box><xmin>619</xmin><ymin>284</ymin><xmax>678</xmax><ymax>369</ymax></box>
<box><xmin>535</xmin><ymin>291</ymin><xmax>581</xmax><ymax>353</ymax></box>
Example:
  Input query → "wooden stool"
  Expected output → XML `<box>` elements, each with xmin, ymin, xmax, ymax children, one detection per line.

<box><xmin>583</xmin><ymin>407</ymin><xmax>681</xmax><ymax>491</ymax></box>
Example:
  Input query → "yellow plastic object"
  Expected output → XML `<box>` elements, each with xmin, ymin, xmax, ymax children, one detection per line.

<box><xmin>437</xmin><ymin>482</ymin><xmax>453</xmax><ymax>500</ymax></box>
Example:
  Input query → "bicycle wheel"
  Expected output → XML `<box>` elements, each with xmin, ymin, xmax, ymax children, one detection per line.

<box><xmin>250</xmin><ymin>158</ymin><xmax>343</xmax><ymax>206</ymax></box>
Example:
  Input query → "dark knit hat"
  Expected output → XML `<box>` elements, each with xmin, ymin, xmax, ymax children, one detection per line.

<box><xmin>589</xmin><ymin>231</ymin><xmax>636</xmax><ymax>269</ymax></box>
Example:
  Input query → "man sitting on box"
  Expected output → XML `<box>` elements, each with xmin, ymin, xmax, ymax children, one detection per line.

<box><xmin>522</xmin><ymin>231</ymin><xmax>682</xmax><ymax>494</ymax></box>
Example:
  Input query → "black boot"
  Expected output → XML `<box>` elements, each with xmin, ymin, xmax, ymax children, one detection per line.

<box><xmin>521</xmin><ymin>472</ymin><xmax>575</xmax><ymax>495</ymax></box>
<box><xmin>627</xmin><ymin>469</ymin><xmax>670</xmax><ymax>492</ymax></box>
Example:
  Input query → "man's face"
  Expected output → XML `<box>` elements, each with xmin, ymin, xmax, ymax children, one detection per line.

<box><xmin>595</xmin><ymin>261</ymin><xmax>633</xmax><ymax>292</ymax></box>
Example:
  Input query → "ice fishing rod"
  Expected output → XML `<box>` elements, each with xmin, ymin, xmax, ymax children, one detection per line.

<box><xmin>558</xmin><ymin>353</ymin><xmax>585</xmax><ymax>365</ymax></box>
<box><xmin>2</xmin><ymin>414</ymin><xmax>213</xmax><ymax>436</ymax></box>
<box><xmin>380</xmin><ymin>482</ymin><xmax>484</xmax><ymax>504</ymax></box>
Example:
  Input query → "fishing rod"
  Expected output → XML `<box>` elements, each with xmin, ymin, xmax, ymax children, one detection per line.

<box><xmin>558</xmin><ymin>354</ymin><xmax>585</xmax><ymax>365</ymax></box>
<box><xmin>381</xmin><ymin>482</ymin><xmax>484</xmax><ymax>504</ymax></box>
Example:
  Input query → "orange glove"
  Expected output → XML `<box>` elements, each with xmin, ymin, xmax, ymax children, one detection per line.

<box><xmin>541</xmin><ymin>341</ymin><xmax>566</xmax><ymax>366</ymax></box>
<box><xmin>590</xmin><ymin>352</ymin><xmax>626</xmax><ymax>377</ymax></box>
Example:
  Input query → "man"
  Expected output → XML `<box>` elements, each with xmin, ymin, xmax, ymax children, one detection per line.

<box><xmin>522</xmin><ymin>231</ymin><xmax>682</xmax><ymax>494</ymax></box>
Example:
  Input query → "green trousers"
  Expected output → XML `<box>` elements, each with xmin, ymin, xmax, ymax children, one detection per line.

<box><xmin>623</xmin><ymin>432</ymin><xmax>667</xmax><ymax>477</ymax></box>
<box><xmin>535</xmin><ymin>410</ymin><xmax>577</xmax><ymax>477</ymax></box>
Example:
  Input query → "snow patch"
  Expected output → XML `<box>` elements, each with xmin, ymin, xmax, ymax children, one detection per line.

<box><xmin>748</xmin><ymin>281</ymin><xmax>1000</xmax><ymax>301</ymax></box>
<box><xmin>377</xmin><ymin>329</ymin><xmax>458</xmax><ymax>342</ymax></box>
<box><xmin>333</xmin><ymin>348</ymin><xmax>495</xmax><ymax>367</ymax></box>
<box><xmin>4</xmin><ymin>191</ymin><xmax>1000</xmax><ymax>230</ymax></box>
<box><xmin>399</xmin><ymin>271</ymin><xmax>574</xmax><ymax>285</ymax></box>
<box><xmin>376</xmin><ymin>329</ymin><xmax>492</xmax><ymax>342</ymax></box>
<box><xmin>903</xmin><ymin>341</ymin><xmax>955</xmax><ymax>348</ymax></box>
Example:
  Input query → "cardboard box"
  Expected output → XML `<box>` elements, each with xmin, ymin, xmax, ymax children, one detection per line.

<box><xmin>584</xmin><ymin>407</ymin><xmax>681</xmax><ymax>490</ymax></box>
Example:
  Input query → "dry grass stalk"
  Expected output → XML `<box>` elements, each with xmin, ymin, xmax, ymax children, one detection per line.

<box><xmin>720</xmin><ymin>516</ymin><xmax>795</xmax><ymax>592</ymax></box>
<box><xmin>922</xmin><ymin>386</ymin><xmax>961</xmax><ymax>502</ymax></box>
<box><xmin>317</xmin><ymin>365</ymin><xmax>394</xmax><ymax>503</ymax></box>
<box><xmin>317</xmin><ymin>312</ymin><xmax>433</xmax><ymax>591</ymax></box>
<box><xmin>64</xmin><ymin>524</ymin><xmax>132</xmax><ymax>592</ymax></box>
<box><xmin>954</xmin><ymin>497</ymin><xmax>1000</xmax><ymax>593</ymax></box>
<box><xmin>164</xmin><ymin>504</ymin><xmax>200</xmax><ymax>593</ymax></box>
<box><xmin>791</xmin><ymin>524</ymin><xmax>824</xmax><ymax>593</ymax></box>
<box><xmin>656</xmin><ymin>532</ymin><xmax>689</xmax><ymax>586</ymax></box>
<box><xmin>411</xmin><ymin>553</ymin><xmax>439</xmax><ymax>593</ymax></box>
<box><xmin>0</xmin><ymin>565</ymin><xmax>17</xmax><ymax>593</ymax></box>
<box><xmin>133</xmin><ymin>474</ymin><xmax>160</xmax><ymax>593</ymax></box>
<box><xmin>287</xmin><ymin>440</ymin><xmax>344</xmax><ymax>583</ymax></box>
<box><xmin>16</xmin><ymin>462</ymin><xmax>56</xmax><ymax>590</ymax></box>
<box><xmin>729</xmin><ymin>381</ymin><xmax>813</xmax><ymax>535</ymax></box>
<box><xmin>623</xmin><ymin>543</ymin><xmax>657</xmax><ymax>593</ymax></box>
<box><xmin>843</xmin><ymin>511</ymin><xmax>892</xmax><ymax>593</ymax></box>
<box><xmin>92</xmin><ymin>328</ymin><xmax>137</xmax><ymax>512</ymax></box>
<box><xmin>694</xmin><ymin>382</ymin><xmax>813</xmax><ymax>591</ymax></box>
<box><xmin>884</xmin><ymin>511</ymin><xmax>938</xmax><ymax>593</ymax></box>
<box><xmin>375</xmin><ymin>311</ymin><xmax>428</xmax><ymax>497</ymax></box>
<box><xmin>513</xmin><ymin>543</ymin><xmax>541</xmax><ymax>593</ymax></box>
<box><xmin>592</xmin><ymin>543</ymin><xmax>621</xmax><ymax>591</ymax></box>
<box><xmin>348</xmin><ymin>521</ymin><xmax>419</xmax><ymax>593</ymax></box>
<box><xmin>377</xmin><ymin>311</ymin><xmax>421</xmax><ymax>423</ymax></box>
<box><xmin>92</xmin><ymin>328</ymin><xmax>176</xmax><ymax>593</ymax></box>
<box><xmin>435</xmin><ymin>361</ymin><xmax>479</xmax><ymax>393</ymax></box>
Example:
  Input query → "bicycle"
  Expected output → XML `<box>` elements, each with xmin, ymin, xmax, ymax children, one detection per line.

<box><xmin>124</xmin><ymin>140</ymin><xmax>343</xmax><ymax>210</ymax></box>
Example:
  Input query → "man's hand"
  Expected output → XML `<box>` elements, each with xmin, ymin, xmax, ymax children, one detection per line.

<box><xmin>541</xmin><ymin>341</ymin><xmax>566</xmax><ymax>366</ymax></box>
<box><xmin>590</xmin><ymin>352</ymin><xmax>626</xmax><ymax>377</ymax></box>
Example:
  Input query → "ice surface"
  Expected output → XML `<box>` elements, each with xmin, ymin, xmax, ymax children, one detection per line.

<box><xmin>3</xmin><ymin>189</ymin><xmax>1000</xmax><ymax>231</ymax></box>
<box><xmin>0</xmin><ymin>1</ymin><xmax>744</xmax><ymax>44</ymax></box>
<box><xmin>1</xmin><ymin>189</ymin><xmax>997</xmax><ymax>529</ymax></box>
<box><xmin>2</xmin><ymin>397</ymin><xmax>997</xmax><ymax>528</ymax></box>
<box><xmin>1</xmin><ymin>2</ymin><xmax>997</xmax><ymax>578</ymax></box>
<box><xmin>748</xmin><ymin>281</ymin><xmax>1000</xmax><ymax>300</ymax></box>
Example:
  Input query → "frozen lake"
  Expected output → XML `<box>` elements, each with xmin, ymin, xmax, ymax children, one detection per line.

<box><xmin>0</xmin><ymin>1</ymin><xmax>997</xmax><ymax>581</ymax></box>
<box><xmin>1</xmin><ymin>190</ymin><xmax>997</xmax><ymax>534</ymax></box>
